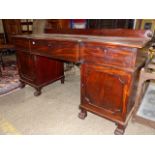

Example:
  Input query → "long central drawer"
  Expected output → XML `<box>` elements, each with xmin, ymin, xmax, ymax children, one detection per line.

<box><xmin>30</xmin><ymin>39</ymin><xmax>80</xmax><ymax>63</ymax></box>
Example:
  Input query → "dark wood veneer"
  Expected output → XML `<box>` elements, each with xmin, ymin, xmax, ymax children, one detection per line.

<box><xmin>30</xmin><ymin>39</ymin><xmax>80</xmax><ymax>63</ymax></box>
<box><xmin>45</xmin><ymin>28</ymin><xmax>153</xmax><ymax>38</ymax></box>
<box><xmin>14</xmin><ymin>37</ymin><xmax>64</xmax><ymax>96</ymax></box>
<box><xmin>13</xmin><ymin>29</ymin><xmax>152</xmax><ymax>134</ymax></box>
<box><xmin>81</xmin><ymin>43</ymin><xmax>137</xmax><ymax>69</ymax></box>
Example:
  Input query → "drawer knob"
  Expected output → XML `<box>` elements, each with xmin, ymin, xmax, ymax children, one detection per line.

<box><xmin>32</xmin><ymin>41</ymin><xmax>35</xmax><ymax>45</ymax></box>
<box><xmin>48</xmin><ymin>43</ymin><xmax>52</xmax><ymax>47</ymax></box>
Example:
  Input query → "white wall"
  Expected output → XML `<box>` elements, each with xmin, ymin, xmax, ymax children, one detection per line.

<box><xmin>0</xmin><ymin>19</ymin><xmax>4</xmax><ymax>33</ymax></box>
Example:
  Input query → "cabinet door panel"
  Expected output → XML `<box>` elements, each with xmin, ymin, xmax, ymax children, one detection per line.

<box><xmin>34</xmin><ymin>55</ymin><xmax>64</xmax><ymax>84</ymax></box>
<box><xmin>82</xmin><ymin>64</ymin><xmax>130</xmax><ymax>115</ymax></box>
<box><xmin>16</xmin><ymin>51</ymin><xmax>35</xmax><ymax>82</ymax></box>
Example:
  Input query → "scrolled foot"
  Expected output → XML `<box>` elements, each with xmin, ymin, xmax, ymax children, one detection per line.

<box><xmin>61</xmin><ymin>77</ymin><xmax>65</xmax><ymax>84</ymax></box>
<box><xmin>20</xmin><ymin>82</ymin><xmax>26</xmax><ymax>88</ymax></box>
<box><xmin>78</xmin><ymin>110</ymin><xmax>87</xmax><ymax>120</ymax></box>
<box><xmin>34</xmin><ymin>88</ymin><xmax>41</xmax><ymax>96</ymax></box>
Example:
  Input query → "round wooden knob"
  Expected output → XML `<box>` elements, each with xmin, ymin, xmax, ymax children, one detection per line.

<box><xmin>48</xmin><ymin>43</ymin><xmax>52</xmax><ymax>47</ymax></box>
<box><xmin>32</xmin><ymin>41</ymin><xmax>35</xmax><ymax>45</ymax></box>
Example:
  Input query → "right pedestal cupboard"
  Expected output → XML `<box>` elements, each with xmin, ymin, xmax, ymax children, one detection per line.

<box><xmin>79</xmin><ymin>41</ymin><xmax>147</xmax><ymax>134</ymax></box>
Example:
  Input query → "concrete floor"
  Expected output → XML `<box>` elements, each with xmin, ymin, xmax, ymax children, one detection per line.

<box><xmin>0</xmin><ymin>69</ymin><xmax>155</xmax><ymax>135</ymax></box>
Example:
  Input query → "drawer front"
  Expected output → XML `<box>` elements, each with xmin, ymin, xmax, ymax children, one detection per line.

<box><xmin>13</xmin><ymin>38</ymin><xmax>30</xmax><ymax>51</ymax></box>
<box><xmin>82</xmin><ymin>43</ymin><xmax>136</xmax><ymax>68</ymax></box>
<box><xmin>30</xmin><ymin>39</ymin><xmax>80</xmax><ymax>62</ymax></box>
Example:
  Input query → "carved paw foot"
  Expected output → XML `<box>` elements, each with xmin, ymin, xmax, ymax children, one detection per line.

<box><xmin>114</xmin><ymin>124</ymin><xmax>125</xmax><ymax>135</ymax></box>
<box><xmin>61</xmin><ymin>77</ymin><xmax>65</xmax><ymax>84</ymax></box>
<box><xmin>78</xmin><ymin>110</ymin><xmax>87</xmax><ymax>120</ymax></box>
<box><xmin>34</xmin><ymin>89</ymin><xmax>41</xmax><ymax>96</ymax></box>
<box><xmin>20</xmin><ymin>82</ymin><xmax>26</xmax><ymax>88</ymax></box>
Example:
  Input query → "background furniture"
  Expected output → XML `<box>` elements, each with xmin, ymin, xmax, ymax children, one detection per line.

<box><xmin>86</xmin><ymin>19</ymin><xmax>134</xmax><ymax>29</ymax></box>
<box><xmin>0</xmin><ymin>33</ymin><xmax>6</xmax><ymax>44</ymax></box>
<box><xmin>0</xmin><ymin>44</ymin><xmax>15</xmax><ymax>76</ymax></box>
<box><xmin>0</xmin><ymin>49</ymin><xmax>3</xmax><ymax>76</ymax></box>
<box><xmin>13</xmin><ymin>29</ymin><xmax>152</xmax><ymax>134</ymax></box>
<box><xmin>0</xmin><ymin>33</ymin><xmax>6</xmax><ymax>72</ymax></box>
<box><xmin>2</xmin><ymin>19</ymin><xmax>22</xmax><ymax>44</ymax></box>
<box><xmin>20</xmin><ymin>19</ymin><xmax>33</xmax><ymax>34</ymax></box>
<box><xmin>132</xmin><ymin>46</ymin><xmax>155</xmax><ymax>128</ymax></box>
<box><xmin>46</xmin><ymin>19</ymin><xmax>70</xmax><ymax>29</ymax></box>
<box><xmin>0</xmin><ymin>44</ymin><xmax>15</xmax><ymax>65</ymax></box>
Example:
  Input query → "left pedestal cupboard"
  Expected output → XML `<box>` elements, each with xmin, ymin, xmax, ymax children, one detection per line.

<box><xmin>15</xmin><ymin>37</ymin><xmax>64</xmax><ymax>96</ymax></box>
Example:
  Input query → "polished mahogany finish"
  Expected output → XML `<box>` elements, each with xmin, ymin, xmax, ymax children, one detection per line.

<box><xmin>30</xmin><ymin>39</ymin><xmax>80</xmax><ymax>63</ymax></box>
<box><xmin>45</xmin><ymin>28</ymin><xmax>153</xmax><ymax>38</ymax></box>
<box><xmin>14</xmin><ymin>37</ymin><xmax>64</xmax><ymax>96</ymax></box>
<box><xmin>13</xmin><ymin>29</ymin><xmax>152</xmax><ymax>134</ymax></box>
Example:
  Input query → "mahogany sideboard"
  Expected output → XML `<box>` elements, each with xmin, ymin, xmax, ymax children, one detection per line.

<box><xmin>13</xmin><ymin>29</ymin><xmax>152</xmax><ymax>134</ymax></box>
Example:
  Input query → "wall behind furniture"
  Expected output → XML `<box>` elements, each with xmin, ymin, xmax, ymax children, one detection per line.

<box><xmin>136</xmin><ymin>19</ymin><xmax>155</xmax><ymax>31</ymax></box>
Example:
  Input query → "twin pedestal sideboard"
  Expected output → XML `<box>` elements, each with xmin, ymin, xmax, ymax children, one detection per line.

<box><xmin>13</xmin><ymin>29</ymin><xmax>152</xmax><ymax>134</ymax></box>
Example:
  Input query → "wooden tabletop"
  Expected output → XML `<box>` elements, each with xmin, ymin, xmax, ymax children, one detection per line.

<box><xmin>14</xmin><ymin>33</ymin><xmax>151</xmax><ymax>48</ymax></box>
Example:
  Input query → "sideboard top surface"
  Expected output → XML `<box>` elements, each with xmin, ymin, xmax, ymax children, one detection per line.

<box><xmin>14</xmin><ymin>33</ymin><xmax>151</xmax><ymax>49</ymax></box>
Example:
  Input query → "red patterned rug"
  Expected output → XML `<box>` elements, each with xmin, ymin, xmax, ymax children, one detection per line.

<box><xmin>0</xmin><ymin>61</ymin><xmax>20</xmax><ymax>96</ymax></box>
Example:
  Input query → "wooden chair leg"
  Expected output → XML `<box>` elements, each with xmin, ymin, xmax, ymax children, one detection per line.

<box><xmin>132</xmin><ymin>68</ymin><xmax>154</xmax><ymax>123</ymax></box>
<box><xmin>0</xmin><ymin>52</ymin><xmax>5</xmax><ymax>70</ymax></box>
<box><xmin>0</xmin><ymin>67</ymin><xmax>2</xmax><ymax>77</ymax></box>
